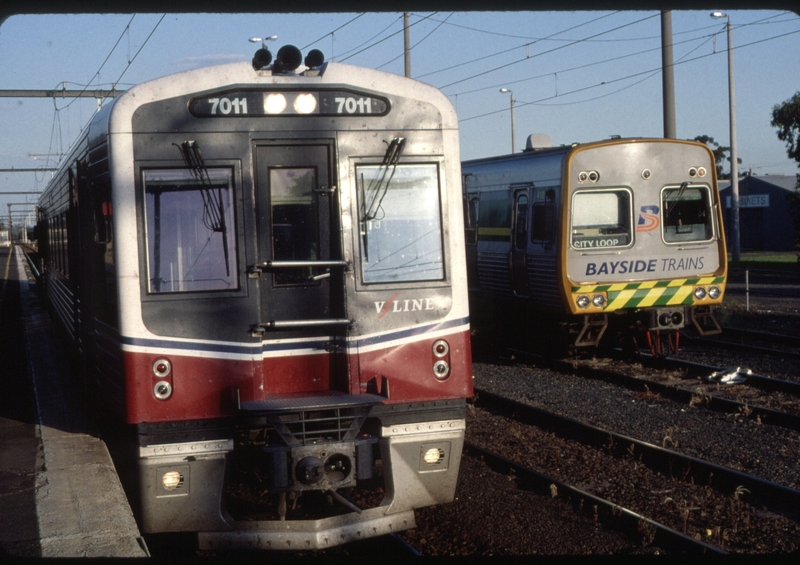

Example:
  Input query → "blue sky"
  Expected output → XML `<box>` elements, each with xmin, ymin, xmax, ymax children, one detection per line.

<box><xmin>1</xmin><ymin>10</ymin><xmax>799</xmax><ymax>222</ymax></box>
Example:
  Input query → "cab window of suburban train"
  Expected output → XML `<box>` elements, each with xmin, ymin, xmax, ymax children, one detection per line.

<box><xmin>661</xmin><ymin>184</ymin><xmax>714</xmax><ymax>243</ymax></box>
<box><xmin>357</xmin><ymin>163</ymin><xmax>444</xmax><ymax>283</ymax></box>
<box><xmin>143</xmin><ymin>169</ymin><xmax>237</xmax><ymax>293</ymax></box>
<box><xmin>570</xmin><ymin>189</ymin><xmax>632</xmax><ymax>249</ymax></box>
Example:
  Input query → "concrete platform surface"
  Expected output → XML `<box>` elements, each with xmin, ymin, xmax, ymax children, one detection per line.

<box><xmin>1</xmin><ymin>247</ymin><xmax>147</xmax><ymax>557</ymax></box>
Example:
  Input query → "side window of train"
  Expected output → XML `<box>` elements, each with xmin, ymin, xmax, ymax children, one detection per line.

<box><xmin>571</xmin><ymin>189</ymin><xmax>632</xmax><ymax>249</ymax></box>
<box><xmin>143</xmin><ymin>168</ymin><xmax>238</xmax><ymax>293</ymax></box>
<box><xmin>356</xmin><ymin>162</ymin><xmax>444</xmax><ymax>283</ymax></box>
<box><xmin>661</xmin><ymin>184</ymin><xmax>714</xmax><ymax>243</ymax></box>
<box><xmin>531</xmin><ymin>187</ymin><xmax>557</xmax><ymax>244</ymax></box>
<box><xmin>464</xmin><ymin>196</ymin><xmax>479</xmax><ymax>246</ymax></box>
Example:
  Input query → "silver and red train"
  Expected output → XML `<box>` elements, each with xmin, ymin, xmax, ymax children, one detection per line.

<box><xmin>462</xmin><ymin>136</ymin><xmax>727</xmax><ymax>355</ymax></box>
<box><xmin>36</xmin><ymin>45</ymin><xmax>472</xmax><ymax>549</ymax></box>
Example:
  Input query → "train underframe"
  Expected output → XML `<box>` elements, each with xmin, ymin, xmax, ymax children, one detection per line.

<box><xmin>571</xmin><ymin>304</ymin><xmax>721</xmax><ymax>356</ymax></box>
<box><xmin>132</xmin><ymin>399</ymin><xmax>466</xmax><ymax>550</ymax></box>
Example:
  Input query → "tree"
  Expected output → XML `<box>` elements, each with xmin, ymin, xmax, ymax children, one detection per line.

<box><xmin>692</xmin><ymin>135</ymin><xmax>742</xmax><ymax>180</ymax></box>
<box><xmin>771</xmin><ymin>92</ymin><xmax>800</xmax><ymax>258</ymax></box>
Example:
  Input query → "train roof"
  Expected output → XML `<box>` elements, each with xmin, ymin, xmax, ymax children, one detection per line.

<box><xmin>462</xmin><ymin>137</ymin><xmax>707</xmax><ymax>168</ymax></box>
<box><xmin>82</xmin><ymin>60</ymin><xmax>457</xmax><ymax>151</ymax></box>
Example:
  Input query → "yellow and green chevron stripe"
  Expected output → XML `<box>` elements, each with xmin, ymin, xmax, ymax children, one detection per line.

<box><xmin>570</xmin><ymin>276</ymin><xmax>726</xmax><ymax>313</ymax></box>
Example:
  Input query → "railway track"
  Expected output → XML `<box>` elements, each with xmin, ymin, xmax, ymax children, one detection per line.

<box><xmin>685</xmin><ymin>328</ymin><xmax>800</xmax><ymax>361</ymax></box>
<box><xmin>463</xmin><ymin>442</ymin><xmax>724</xmax><ymax>554</ymax></box>
<box><xmin>467</xmin><ymin>389</ymin><xmax>800</xmax><ymax>553</ymax></box>
<box><xmin>510</xmin><ymin>348</ymin><xmax>800</xmax><ymax>433</ymax></box>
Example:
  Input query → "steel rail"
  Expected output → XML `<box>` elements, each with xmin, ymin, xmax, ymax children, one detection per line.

<box><xmin>473</xmin><ymin>388</ymin><xmax>800</xmax><ymax>522</ymax></box>
<box><xmin>464</xmin><ymin>441</ymin><xmax>726</xmax><ymax>554</ymax></box>
<box><xmin>516</xmin><ymin>349</ymin><xmax>800</xmax><ymax>432</ymax></box>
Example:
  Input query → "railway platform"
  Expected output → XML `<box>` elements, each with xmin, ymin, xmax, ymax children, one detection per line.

<box><xmin>0</xmin><ymin>246</ymin><xmax>148</xmax><ymax>558</ymax></box>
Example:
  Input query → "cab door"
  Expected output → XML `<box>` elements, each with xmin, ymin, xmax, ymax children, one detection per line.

<box><xmin>252</xmin><ymin>141</ymin><xmax>349</xmax><ymax>393</ymax></box>
<box><xmin>511</xmin><ymin>187</ymin><xmax>530</xmax><ymax>297</ymax></box>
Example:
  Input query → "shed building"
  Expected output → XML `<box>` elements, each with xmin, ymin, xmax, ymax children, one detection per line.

<box><xmin>718</xmin><ymin>174</ymin><xmax>798</xmax><ymax>252</ymax></box>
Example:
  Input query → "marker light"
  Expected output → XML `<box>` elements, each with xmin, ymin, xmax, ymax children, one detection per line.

<box><xmin>642</xmin><ymin>169</ymin><xmax>651</xmax><ymax>179</ymax></box>
<box><xmin>689</xmin><ymin>167</ymin><xmax>698</xmax><ymax>177</ymax></box>
<box><xmin>433</xmin><ymin>360</ymin><xmax>450</xmax><ymax>379</ymax></box>
<box><xmin>153</xmin><ymin>358</ymin><xmax>171</xmax><ymax>378</ymax></box>
<box><xmin>154</xmin><ymin>381</ymin><xmax>173</xmax><ymax>400</ymax></box>
<box><xmin>264</xmin><ymin>93</ymin><xmax>287</xmax><ymax>114</ymax></box>
<box><xmin>708</xmin><ymin>285</ymin><xmax>721</xmax><ymax>299</ymax></box>
<box><xmin>592</xmin><ymin>294</ymin><xmax>606</xmax><ymax>308</ymax></box>
<box><xmin>694</xmin><ymin>286</ymin><xmax>707</xmax><ymax>300</ymax></box>
<box><xmin>432</xmin><ymin>339</ymin><xmax>449</xmax><ymax>357</ymax></box>
<box><xmin>576</xmin><ymin>295</ymin><xmax>590</xmax><ymax>309</ymax></box>
<box><xmin>698</xmin><ymin>167</ymin><xmax>707</xmax><ymax>177</ymax></box>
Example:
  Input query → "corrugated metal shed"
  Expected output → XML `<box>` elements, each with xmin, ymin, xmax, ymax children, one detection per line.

<box><xmin>718</xmin><ymin>175</ymin><xmax>798</xmax><ymax>251</ymax></box>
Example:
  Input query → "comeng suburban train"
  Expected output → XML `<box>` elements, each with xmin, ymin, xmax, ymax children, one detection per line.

<box><xmin>35</xmin><ymin>44</ymin><xmax>472</xmax><ymax>550</ymax></box>
<box><xmin>462</xmin><ymin>136</ymin><xmax>727</xmax><ymax>356</ymax></box>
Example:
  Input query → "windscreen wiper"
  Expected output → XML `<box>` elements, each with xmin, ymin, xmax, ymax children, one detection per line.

<box><xmin>174</xmin><ymin>140</ymin><xmax>230</xmax><ymax>277</ymax></box>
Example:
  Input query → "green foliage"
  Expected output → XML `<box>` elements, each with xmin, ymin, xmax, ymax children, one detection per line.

<box><xmin>771</xmin><ymin>92</ymin><xmax>800</xmax><ymax>164</ymax></box>
<box><xmin>770</xmin><ymin>92</ymin><xmax>800</xmax><ymax>261</ymax></box>
<box><xmin>692</xmin><ymin>135</ymin><xmax>741</xmax><ymax>180</ymax></box>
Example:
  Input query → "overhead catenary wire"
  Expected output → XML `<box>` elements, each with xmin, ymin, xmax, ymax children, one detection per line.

<box><xmin>416</xmin><ymin>11</ymin><xmax>622</xmax><ymax>81</ymax></box>
<box><xmin>457</xmin><ymin>26</ymin><xmax>800</xmax><ymax>124</ymax></box>
<box><xmin>376</xmin><ymin>12</ymin><xmax>455</xmax><ymax>70</ymax></box>
<box><xmin>437</xmin><ymin>12</ymin><xmax>661</xmax><ymax>90</ymax></box>
<box><xmin>337</xmin><ymin>12</ymin><xmax>439</xmax><ymax>63</ymax></box>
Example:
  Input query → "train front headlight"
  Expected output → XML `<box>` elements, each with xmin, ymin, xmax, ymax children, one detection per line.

<box><xmin>693</xmin><ymin>286</ymin><xmax>707</xmax><ymax>300</ymax></box>
<box><xmin>708</xmin><ymin>286</ymin><xmax>721</xmax><ymax>299</ymax></box>
<box><xmin>592</xmin><ymin>294</ymin><xmax>606</xmax><ymax>308</ymax></box>
<box><xmin>576</xmin><ymin>295</ymin><xmax>590</xmax><ymax>309</ymax></box>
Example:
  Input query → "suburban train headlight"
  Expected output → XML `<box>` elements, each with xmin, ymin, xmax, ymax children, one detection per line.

<box><xmin>264</xmin><ymin>93</ymin><xmax>287</xmax><ymax>114</ymax></box>
<box><xmin>694</xmin><ymin>286</ymin><xmax>707</xmax><ymax>300</ymax></box>
<box><xmin>433</xmin><ymin>360</ymin><xmax>450</xmax><ymax>380</ymax></box>
<box><xmin>698</xmin><ymin>167</ymin><xmax>707</xmax><ymax>177</ymax></box>
<box><xmin>161</xmin><ymin>471</ymin><xmax>184</xmax><ymax>490</ymax></box>
<box><xmin>432</xmin><ymin>339</ymin><xmax>449</xmax><ymax>358</ymax></box>
<box><xmin>642</xmin><ymin>169</ymin><xmax>651</xmax><ymax>179</ymax></box>
<box><xmin>708</xmin><ymin>285</ymin><xmax>721</xmax><ymax>299</ymax></box>
<box><xmin>423</xmin><ymin>447</ymin><xmax>445</xmax><ymax>465</ymax></box>
<box><xmin>592</xmin><ymin>293</ymin><xmax>606</xmax><ymax>308</ymax></box>
<box><xmin>294</xmin><ymin>93</ymin><xmax>317</xmax><ymax>114</ymax></box>
<box><xmin>152</xmin><ymin>358</ymin><xmax>171</xmax><ymax>378</ymax></box>
<box><xmin>689</xmin><ymin>167</ymin><xmax>698</xmax><ymax>177</ymax></box>
<box><xmin>154</xmin><ymin>381</ymin><xmax>173</xmax><ymax>400</ymax></box>
<box><xmin>576</xmin><ymin>295</ymin><xmax>590</xmax><ymax>309</ymax></box>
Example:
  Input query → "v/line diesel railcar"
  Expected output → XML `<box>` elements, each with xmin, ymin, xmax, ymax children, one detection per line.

<box><xmin>35</xmin><ymin>44</ymin><xmax>472</xmax><ymax>550</ymax></box>
<box><xmin>462</xmin><ymin>136</ymin><xmax>727</xmax><ymax>355</ymax></box>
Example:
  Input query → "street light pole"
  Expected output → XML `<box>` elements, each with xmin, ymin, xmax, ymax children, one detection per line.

<box><xmin>500</xmin><ymin>88</ymin><xmax>516</xmax><ymax>154</ymax></box>
<box><xmin>711</xmin><ymin>11</ymin><xmax>740</xmax><ymax>262</ymax></box>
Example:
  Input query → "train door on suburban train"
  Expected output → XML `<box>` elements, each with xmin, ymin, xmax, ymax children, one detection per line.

<box><xmin>253</xmin><ymin>141</ymin><xmax>349</xmax><ymax>390</ymax></box>
<box><xmin>511</xmin><ymin>186</ymin><xmax>530</xmax><ymax>297</ymax></box>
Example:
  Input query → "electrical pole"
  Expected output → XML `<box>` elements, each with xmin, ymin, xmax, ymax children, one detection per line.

<box><xmin>661</xmin><ymin>11</ymin><xmax>676</xmax><ymax>139</ymax></box>
<box><xmin>404</xmin><ymin>12</ymin><xmax>411</xmax><ymax>78</ymax></box>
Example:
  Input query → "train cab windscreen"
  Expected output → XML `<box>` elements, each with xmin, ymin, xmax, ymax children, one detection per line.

<box><xmin>357</xmin><ymin>162</ymin><xmax>444</xmax><ymax>283</ymax></box>
<box><xmin>143</xmin><ymin>168</ymin><xmax>238</xmax><ymax>293</ymax></box>
<box><xmin>570</xmin><ymin>189</ymin><xmax>632</xmax><ymax>249</ymax></box>
<box><xmin>661</xmin><ymin>184</ymin><xmax>714</xmax><ymax>243</ymax></box>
